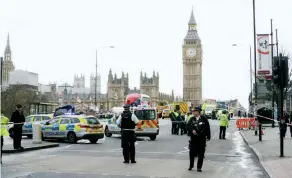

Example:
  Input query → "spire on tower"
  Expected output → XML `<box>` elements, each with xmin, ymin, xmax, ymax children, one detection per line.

<box><xmin>188</xmin><ymin>7</ymin><xmax>196</xmax><ymax>25</ymax></box>
<box><xmin>5</xmin><ymin>33</ymin><xmax>11</xmax><ymax>54</ymax></box>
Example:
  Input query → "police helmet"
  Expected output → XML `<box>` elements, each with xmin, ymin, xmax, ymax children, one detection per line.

<box><xmin>222</xmin><ymin>110</ymin><xmax>227</xmax><ymax>114</ymax></box>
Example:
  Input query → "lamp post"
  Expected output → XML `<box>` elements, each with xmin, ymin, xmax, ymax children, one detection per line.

<box><xmin>232</xmin><ymin>44</ymin><xmax>253</xmax><ymax>106</ymax></box>
<box><xmin>252</xmin><ymin>0</ymin><xmax>258</xmax><ymax>122</ymax></box>
<box><xmin>95</xmin><ymin>46</ymin><xmax>115</xmax><ymax>113</ymax></box>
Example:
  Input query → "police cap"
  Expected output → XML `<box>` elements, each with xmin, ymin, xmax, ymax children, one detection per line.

<box><xmin>192</xmin><ymin>106</ymin><xmax>202</xmax><ymax>112</ymax></box>
<box><xmin>123</xmin><ymin>104</ymin><xmax>130</xmax><ymax>109</ymax></box>
<box><xmin>16</xmin><ymin>104</ymin><xmax>23</xmax><ymax>109</ymax></box>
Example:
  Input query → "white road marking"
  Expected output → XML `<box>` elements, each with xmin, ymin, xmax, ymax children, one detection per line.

<box><xmin>57</xmin><ymin>149</ymin><xmax>241</xmax><ymax>157</ymax></box>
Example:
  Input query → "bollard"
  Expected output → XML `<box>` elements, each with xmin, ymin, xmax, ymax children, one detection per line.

<box><xmin>32</xmin><ymin>123</ymin><xmax>42</xmax><ymax>144</ymax></box>
<box><xmin>259</xmin><ymin>123</ymin><xmax>262</xmax><ymax>141</ymax></box>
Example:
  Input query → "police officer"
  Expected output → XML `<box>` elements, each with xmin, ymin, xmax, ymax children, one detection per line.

<box><xmin>117</xmin><ymin>104</ymin><xmax>139</xmax><ymax>164</ymax></box>
<box><xmin>186</xmin><ymin>106</ymin><xmax>211</xmax><ymax>172</ymax></box>
<box><xmin>1</xmin><ymin>114</ymin><xmax>9</xmax><ymax>164</ymax></box>
<box><xmin>219</xmin><ymin>110</ymin><xmax>229</xmax><ymax>139</ymax></box>
<box><xmin>211</xmin><ymin>109</ymin><xmax>216</xmax><ymax>120</ymax></box>
<box><xmin>10</xmin><ymin>104</ymin><xmax>25</xmax><ymax>150</ymax></box>
<box><xmin>170</xmin><ymin>110</ymin><xmax>180</xmax><ymax>135</ymax></box>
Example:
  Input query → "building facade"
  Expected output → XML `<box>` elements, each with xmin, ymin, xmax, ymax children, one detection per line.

<box><xmin>107</xmin><ymin>69</ymin><xmax>129</xmax><ymax>108</ymax></box>
<box><xmin>182</xmin><ymin>9</ymin><xmax>203</xmax><ymax>106</ymax></box>
<box><xmin>2</xmin><ymin>34</ymin><xmax>15</xmax><ymax>82</ymax></box>
<box><xmin>140</xmin><ymin>71</ymin><xmax>160</xmax><ymax>107</ymax></box>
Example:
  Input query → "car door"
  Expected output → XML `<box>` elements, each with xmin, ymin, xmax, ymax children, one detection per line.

<box><xmin>43</xmin><ymin>118</ymin><xmax>60</xmax><ymax>138</ymax></box>
<box><xmin>59</xmin><ymin>118</ymin><xmax>71</xmax><ymax>138</ymax></box>
<box><xmin>23</xmin><ymin>116</ymin><xmax>34</xmax><ymax>134</ymax></box>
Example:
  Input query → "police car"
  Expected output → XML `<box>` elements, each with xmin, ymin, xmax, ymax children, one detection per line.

<box><xmin>9</xmin><ymin>114</ymin><xmax>53</xmax><ymax>139</ymax></box>
<box><xmin>104</xmin><ymin>105</ymin><xmax>159</xmax><ymax>140</ymax></box>
<box><xmin>41</xmin><ymin>115</ymin><xmax>104</xmax><ymax>144</ymax></box>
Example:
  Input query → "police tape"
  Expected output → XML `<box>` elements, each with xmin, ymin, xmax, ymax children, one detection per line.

<box><xmin>227</xmin><ymin>106</ymin><xmax>292</xmax><ymax>126</ymax></box>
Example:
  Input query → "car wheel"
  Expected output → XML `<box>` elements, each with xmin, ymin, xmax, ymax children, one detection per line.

<box><xmin>67</xmin><ymin>132</ymin><xmax>77</xmax><ymax>144</ymax></box>
<box><xmin>89</xmin><ymin>138</ymin><xmax>98</xmax><ymax>144</ymax></box>
<box><xmin>9</xmin><ymin>129</ymin><xmax>14</xmax><ymax>139</ymax></box>
<box><xmin>149</xmin><ymin>135</ymin><xmax>156</xmax><ymax>141</ymax></box>
<box><xmin>27</xmin><ymin>135</ymin><xmax>33</xmax><ymax>139</ymax></box>
<box><xmin>105</xmin><ymin>126</ymin><xmax>112</xmax><ymax>137</ymax></box>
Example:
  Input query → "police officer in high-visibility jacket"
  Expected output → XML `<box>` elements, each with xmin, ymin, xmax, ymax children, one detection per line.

<box><xmin>219</xmin><ymin>110</ymin><xmax>229</xmax><ymax>139</ymax></box>
<box><xmin>117</xmin><ymin>104</ymin><xmax>139</xmax><ymax>164</ymax></box>
<box><xmin>1</xmin><ymin>115</ymin><xmax>9</xmax><ymax>164</ymax></box>
<box><xmin>170</xmin><ymin>110</ymin><xmax>180</xmax><ymax>134</ymax></box>
<box><xmin>201</xmin><ymin>102</ymin><xmax>207</xmax><ymax>115</ymax></box>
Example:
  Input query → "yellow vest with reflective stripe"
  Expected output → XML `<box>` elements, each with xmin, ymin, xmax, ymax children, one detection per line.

<box><xmin>1</xmin><ymin>115</ymin><xmax>9</xmax><ymax>136</ymax></box>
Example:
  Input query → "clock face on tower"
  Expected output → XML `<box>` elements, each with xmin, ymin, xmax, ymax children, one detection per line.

<box><xmin>187</xmin><ymin>48</ymin><xmax>196</xmax><ymax>57</ymax></box>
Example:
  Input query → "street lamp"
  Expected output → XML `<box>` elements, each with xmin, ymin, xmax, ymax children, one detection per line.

<box><xmin>95</xmin><ymin>46</ymin><xmax>115</xmax><ymax>113</ymax></box>
<box><xmin>232</xmin><ymin>44</ymin><xmax>253</xmax><ymax>105</ymax></box>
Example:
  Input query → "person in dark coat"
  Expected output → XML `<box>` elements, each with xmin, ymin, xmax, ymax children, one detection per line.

<box><xmin>186</xmin><ymin>106</ymin><xmax>211</xmax><ymax>172</ymax></box>
<box><xmin>10</xmin><ymin>104</ymin><xmax>25</xmax><ymax>150</ymax></box>
<box><xmin>211</xmin><ymin>110</ymin><xmax>216</xmax><ymax>120</ymax></box>
<box><xmin>117</xmin><ymin>104</ymin><xmax>139</xmax><ymax>163</ymax></box>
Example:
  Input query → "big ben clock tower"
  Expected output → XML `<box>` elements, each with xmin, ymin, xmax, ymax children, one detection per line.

<box><xmin>182</xmin><ymin>8</ymin><xmax>202</xmax><ymax>106</ymax></box>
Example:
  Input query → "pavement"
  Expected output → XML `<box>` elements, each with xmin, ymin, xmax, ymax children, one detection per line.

<box><xmin>1</xmin><ymin>119</ymin><xmax>269</xmax><ymax>178</ymax></box>
<box><xmin>2</xmin><ymin>137</ymin><xmax>59</xmax><ymax>153</ymax></box>
<box><xmin>240</xmin><ymin>126</ymin><xmax>292</xmax><ymax>178</ymax></box>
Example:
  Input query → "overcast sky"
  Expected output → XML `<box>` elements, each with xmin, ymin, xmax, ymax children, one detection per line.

<box><xmin>1</xmin><ymin>0</ymin><xmax>291</xmax><ymax>108</ymax></box>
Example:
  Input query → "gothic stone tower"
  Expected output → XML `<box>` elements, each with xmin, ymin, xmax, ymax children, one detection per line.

<box><xmin>140</xmin><ymin>71</ymin><xmax>159</xmax><ymax>107</ymax></box>
<box><xmin>73</xmin><ymin>74</ymin><xmax>85</xmax><ymax>88</ymax></box>
<box><xmin>182</xmin><ymin>9</ymin><xmax>202</xmax><ymax>106</ymax></box>
<box><xmin>2</xmin><ymin>34</ymin><xmax>15</xmax><ymax>82</ymax></box>
<box><xmin>107</xmin><ymin>69</ymin><xmax>129</xmax><ymax>108</ymax></box>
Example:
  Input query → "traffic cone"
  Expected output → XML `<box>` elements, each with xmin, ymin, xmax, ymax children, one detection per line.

<box><xmin>261</xmin><ymin>129</ymin><xmax>264</xmax><ymax>135</ymax></box>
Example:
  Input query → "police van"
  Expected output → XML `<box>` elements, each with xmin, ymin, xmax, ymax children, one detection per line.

<box><xmin>104</xmin><ymin>98</ymin><xmax>159</xmax><ymax>140</ymax></box>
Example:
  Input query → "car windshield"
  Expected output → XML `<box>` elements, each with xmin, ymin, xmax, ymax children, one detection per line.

<box><xmin>205</xmin><ymin>107</ymin><xmax>215</xmax><ymax>112</ymax></box>
<box><xmin>134</xmin><ymin>110</ymin><xmax>156</xmax><ymax>120</ymax></box>
<box><xmin>163</xmin><ymin>109</ymin><xmax>170</xmax><ymax>113</ymax></box>
<box><xmin>25</xmin><ymin>116</ymin><xmax>33</xmax><ymax>122</ymax></box>
<box><xmin>85</xmin><ymin>117</ymin><xmax>100</xmax><ymax>124</ymax></box>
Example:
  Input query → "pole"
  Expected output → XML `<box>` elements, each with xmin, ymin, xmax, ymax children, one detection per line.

<box><xmin>252</xmin><ymin>0</ymin><xmax>258</xmax><ymax>135</ymax></box>
<box><xmin>95</xmin><ymin>50</ymin><xmax>97</xmax><ymax>111</ymax></box>
<box><xmin>270</xmin><ymin>19</ymin><xmax>276</xmax><ymax>128</ymax></box>
<box><xmin>276</xmin><ymin>29</ymin><xmax>279</xmax><ymax>57</ymax></box>
<box><xmin>250</xmin><ymin>45</ymin><xmax>253</xmax><ymax>105</ymax></box>
<box><xmin>0</xmin><ymin>57</ymin><xmax>3</xmax><ymax>86</ymax></box>
<box><xmin>279</xmin><ymin>53</ymin><xmax>284</xmax><ymax>157</ymax></box>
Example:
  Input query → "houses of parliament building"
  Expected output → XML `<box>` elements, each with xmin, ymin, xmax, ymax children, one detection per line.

<box><xmin>2</xmin><ymin>34</ymin><xmax>174</xmax><ymax>111</ymax></box>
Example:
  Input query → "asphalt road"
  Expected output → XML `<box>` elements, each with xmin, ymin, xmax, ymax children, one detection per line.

<box><xmin>1</xmin><ymin>119</ymin><xmax>270</xmax><ymax>178</ymax></box>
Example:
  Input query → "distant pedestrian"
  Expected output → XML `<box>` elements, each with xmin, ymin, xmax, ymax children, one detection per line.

<box><xmin>219</xmin><ymin>110</ymin><xmax>229</xmax><ymax>139</ymax></box>
<box><xmin>10</xmin><ymin>104</ymin><xmax>25</xmax><ymax>150</ymax></box>
<box><xmin>1</xmin><ymin>114</ymin><xmax>9</xmax><ymax>164</ymax></box>
<box><xmin>117</xmin><ymin>104</ymin><xmax>139</xmax><ymax>164</ymax></box>
<box><xmin>238</xmin><ymin>110</ymin><xmax>241</xmax><ymax>118</ymax></box>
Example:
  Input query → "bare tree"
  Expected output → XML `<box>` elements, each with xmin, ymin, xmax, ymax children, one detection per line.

<box><xmin>279</xmin><ymin>48</ymin><xmax>292</xmax><ymax>99</ymax></box>
<box><xmin>1</xmin><ymin>85</ymin><xmax>49</xmax><ymax>117</ymax></box>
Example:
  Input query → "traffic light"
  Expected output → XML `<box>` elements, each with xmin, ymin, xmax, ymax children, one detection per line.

<box><xmin>280</xmin><ymin>56</ymin><xmax>289</xmax><ymax>88</ymax></box>
<box><xmin>273</xmin><ymin>57</ymin><xmax>280</xmax><ymax>86</ymax></box>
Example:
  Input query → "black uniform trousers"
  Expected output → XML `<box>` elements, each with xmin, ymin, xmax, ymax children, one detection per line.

<box><xmin>1</xmin><ymin>136</ymin><xmax>3</xmax><ymax>161</ymax></box>
<box><xmin>13</xmin><ymin>126</ymin><xmax>23</xmax><ymax>149</ymax></box>
<box><xmin>219</xmin><ymin>126</ymin><xmax>226</xmax><ymax>139</ymax></box>
<box><xmin>121</xmin><ymin>130</ymin><xmax>136</xmax><ymax>162</ymax></box>
<box><xmin>189</xmin><ymin>138</ymin><xmax>206</xmax><ymax>169</ymax></box>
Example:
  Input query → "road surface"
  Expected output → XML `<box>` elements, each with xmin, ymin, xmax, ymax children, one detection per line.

<box><xmin>1</xmin><ymin>119</ymin><xmax>269</xmax><ymax>178</ymax></box>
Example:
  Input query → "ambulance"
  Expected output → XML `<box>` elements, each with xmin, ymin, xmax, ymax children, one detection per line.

<box><xmin>104</xmin><ymin>93</ymin><xmax>159</xmax><ymax>140</ymax></box>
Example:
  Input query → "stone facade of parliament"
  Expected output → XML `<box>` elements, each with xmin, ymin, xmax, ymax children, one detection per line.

<box><xmin>61</xmin><ymin>69</ymin><xmax>174</xmax><ymax>110</ymax></box>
